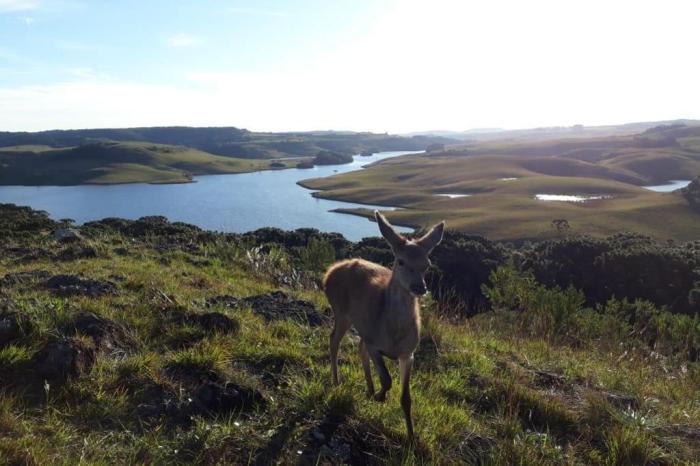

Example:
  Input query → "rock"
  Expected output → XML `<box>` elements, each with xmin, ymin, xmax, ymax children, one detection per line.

<box><xmin>70</xmin><ymin>311</ymin><xmax>131</xmax><ymax>359</ymax></box>
<box><xmin>33</xmin><ymin>337</ymin><xmax>96</xmax><ymax>382</ymax></box>
<box><xmin>45</xmin><ymin>274</ymin><xmax>119</xmax><ymax>297</ymax></box>
<box><xmin>0</xmin><ymin>313</ymin><xmax>22</xmax><ymax>347</ymax></box>
<box><xmin>0</xmin><ymin>270</ymin><xmax>51</xmax><ymax>287</ymax></box>
<box><xmin>209</xmin><ymin>291</ymin><xmax>327</xmax><ymax>326</ymax></box>
<box><xmin>53</xmin><ymin>228</ymin><xmax>83</xmax><ymax>243</ymax></box>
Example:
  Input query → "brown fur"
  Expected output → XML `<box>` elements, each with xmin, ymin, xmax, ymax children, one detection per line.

<box><xmin>323</xmin><ymin>212</ymin><xmax>444</xmax><ymax>441</ymax></box>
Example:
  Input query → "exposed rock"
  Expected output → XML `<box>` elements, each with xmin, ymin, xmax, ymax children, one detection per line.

<box><xmin>207</xmin><ymin>291</ymin><xmax>326</xmax><ymax>326</ymax></box>
<box><xmin>0</xmin><ymin>270</ymin><xmax>51</xmax><ymax>287</ymax></box>
<box><xmin>45</xmin><ymin>274</ymin><xmax>119</xmax><ymax>297</ymax></box>
<box><xmin>33</xmin><ymin>337</ymin><xmax>96</xmax><ymax>382</ymax></box>
<box><xmin>0</xmin><ymin>313</ymin><xmax>22</xmax><ymax>347</ymax></box>
<box><xmin>53</xmin><ymin>228</ymin><xmax>84</xmax><ymax>243</ymax></box>
<box><xmin>70</xmin><ymin>311</ymin><xmax>131</xmax><ymax>359</ymax></box>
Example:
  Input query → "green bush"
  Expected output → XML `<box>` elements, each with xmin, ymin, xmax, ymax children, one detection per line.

<box><xmin>482</xmin><ymin>266</ymin><xmax>700</xmax><ymax>360</ymax></box>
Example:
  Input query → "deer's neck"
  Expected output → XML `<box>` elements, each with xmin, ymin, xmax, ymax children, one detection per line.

<box><xmin>387</xmin><ymin>270</ymin><xmax>417</xmax><ymax>314</ymax></box>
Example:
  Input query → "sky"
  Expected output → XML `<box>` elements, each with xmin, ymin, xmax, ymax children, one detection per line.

<box><xmin>1</xmin><ymin>0</ymin><xmax>699</xmax><ymax>133</ymax></box>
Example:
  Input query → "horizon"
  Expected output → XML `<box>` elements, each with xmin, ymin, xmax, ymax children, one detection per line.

<box><xmin>1</xmin><ymin>0</ymin><xmax>699</xmax><ymax>133</ymax></box>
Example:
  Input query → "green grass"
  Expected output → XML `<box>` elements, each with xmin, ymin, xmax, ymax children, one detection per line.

<box><xmin>0</xmin><ymin>232</ymin><xmax>698</xmax><ymax>465</ymax></box>
<box><xmin>300</xmin><ymin>128</ymin><xmax>700</xmax><ymax>241</ymax></box>
<box><xmin>0</xmin><ymin>141</ymin><xmax>297</xmax><ymax>185</ymax></box>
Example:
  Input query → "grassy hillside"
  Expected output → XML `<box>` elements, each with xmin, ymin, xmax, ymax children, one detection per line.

<box><xmin>0</xmin><ymin>141</ymin><xmax>297</xmax><ymax>185</ymax></box>
<box><xmin>0</xmin><ymin>127</ymin><xmax>453</xmax><ymax>160</ymax></box>
<box><xmin>0</xmin><ymin>207</ymin><xmax>698</xmax><ymax>465</ymax></box>
<box><xmin>301</xmin><ymin>125</ymin><xmax>700</xmax><ymax>241</ymax></box>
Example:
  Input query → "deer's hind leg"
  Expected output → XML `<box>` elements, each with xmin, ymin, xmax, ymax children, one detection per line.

<box><xmin>359</xmin><ymin>339</ymin><xmax>375</xmax><ymax>397</ymax></box>
<box><xmin>330</xmin><ymin>315</ymin><xmax>351</xmax><ymax>385</ymax></box>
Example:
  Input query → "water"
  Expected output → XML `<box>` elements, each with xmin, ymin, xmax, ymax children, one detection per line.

<box><xmin>0</xmin><ymin>151</ymin><xmax>418</xmax><ymax>241</ymax></box>
<box><xmin>535</xmin><ymin>194</ymin><xmax>608</xmax><ymax>203</ymax></box>
<box><xmin>435</xmin><ymin>193</ymin><xmax>471</xmax><ymax>198</ymax></box>
<box><xmin>642</xmin><ymin>180</ymin><xmax>691</xmax><ymax>192</ymax></box>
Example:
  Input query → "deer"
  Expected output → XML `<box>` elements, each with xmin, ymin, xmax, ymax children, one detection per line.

<box><xmin>323</xmin><ymin>211</ymin><xmax>445</xmax><ymax>440</ymax></box>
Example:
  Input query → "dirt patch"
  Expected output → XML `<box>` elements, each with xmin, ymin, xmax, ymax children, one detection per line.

<box><xmin>207</xmin><ymin>291</ymin><xmax>327</xmax><ymax>326</ymax></box>
<box><xmin>69</xmin><ymin>311</ymin><xmax>132</xmax><ymax>359</ymax></box>
<box><xmin>138</xmin><ymin>366</ymin><xmax>266</xmax><ymax>425</ymax></box>
<box><xmin>165</xmin><ymin>305</ymin><xmax>239</xmax><ymax>333</ymax></box>
<box><xmin>0</xmin><ymin>312</ymin><xmax>23</xmax><ymax>347</ymax></box>
<box><xmin>0</xmin><ymin>270</ymin><xmax>51</xmax><ymax>287</ymax></box>
<box><xmin>296</xmin><ymin>414</ymin><xmax>396</xmax><ymax>466</ymax></box>
<box><xmin>32</xmin><ymin>337</ymin><xmax>96</xmax><ymax>383</ymax></box>
<box><xmin>45</xmin><ymin>274</ymin><xmax>119</xmax><ymax>297</ymax></box>
<box><xmin>56</xmin><ymin>245</ymin><xmax>98</xmax><ymax>261</ymax></box>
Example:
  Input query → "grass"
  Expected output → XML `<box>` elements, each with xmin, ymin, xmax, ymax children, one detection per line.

<box><xmin>0</xmin><ymin>231</ymin><xmax>698</xmax><ymax>465</ymax></box>
<box><xmin>0</xmin><ymin>141</ymin><xmax>298</xmax><ymax>186</ymax></box>
<box><xmin>300</xmin><ymin>127</ymin><xmax>700</xmax><ymax>241</ymax></box>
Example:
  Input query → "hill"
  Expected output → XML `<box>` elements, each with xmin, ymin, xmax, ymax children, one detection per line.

<box><xmin>0</xmin><ymin>141</ymin><xmax>295</xmax><ymax>185</ymax></box>
<box><xmin>301</xmin><ymin>124</ymin><xmax>700</xmax><ymax>241</ymax></box>
<box><xmin>0</xmin><ymin>206</ymin><xmax>698</xmax><ymax>464</ymax></box>
<box><xmin>0</xmin><ymin>127</ymin><xmax>454</xmax><ymax>160</ymax></box>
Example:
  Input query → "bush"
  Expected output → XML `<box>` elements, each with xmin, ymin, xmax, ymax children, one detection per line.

<box><xmin>297</xmin><ymin>238</ymin><xmax>336</xmax><ymax>275</ymax></box>
<box><xmin>482</xmin><ymin>266</ymin><xmax>700</xmax><ymax>360</ymax></box>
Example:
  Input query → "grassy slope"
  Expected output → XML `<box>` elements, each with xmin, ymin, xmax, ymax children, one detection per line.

<box><xmin>301</xmin><ymin>130</ymin><xmax>700</xmax><ymax>241</ymax></box>
<box><xmin>0</xmin><ymin>234</ymin><xmax>698</xmax><ymax>465</ymax></box>
<box><xmin>0</xmin><ymin>141</ymin><xmax>297</xmax><ymax>185</ymax></box>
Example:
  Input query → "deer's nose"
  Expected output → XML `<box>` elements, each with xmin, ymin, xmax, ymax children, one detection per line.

<box><xmin>410</xmin><ymin>284</ymin><xmax>427</xmax><ymax>296</ymax></box>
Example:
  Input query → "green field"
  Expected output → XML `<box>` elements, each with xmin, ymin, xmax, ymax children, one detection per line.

<box><xmin>301</xmin><ymin>125</ymin><xmax>700</xmax><ymax>241</ymax></box>
<box><xmin>0</xmin><ymin>141</ymin><xmax>298</xmax><ymax>185</ymax></box>
<box><xmin>1</xmin><ymin>209</ymin><xmax>698</xmax><ymax>465</ymax></box>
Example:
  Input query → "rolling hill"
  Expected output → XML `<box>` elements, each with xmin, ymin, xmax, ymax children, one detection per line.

<box><xmin>0</xmin><ymin>127</ymin><xmax>453</xmax><ymax>160</ymax></box>
<box><xmin>300</xmin><ymin>124</ymin><xmax>700</xmax><ymax>241</ymax></box>
<box><xmin>0</xmin><ymin>141</ymin><xmax>294</xmax><ymax>185</ymax></box>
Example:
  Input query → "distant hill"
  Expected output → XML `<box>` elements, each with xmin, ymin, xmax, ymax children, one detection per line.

<box><xmin>0</xmin><ymin>141</ymin><xmax>291</xmax><ymax>185</ymax></box>
<box><xmin>0</xmin><ymin>127</ymin><xmax>455</xmax><ymax>159</ymax></box>
<box><xmin>407</xmin><ymin>119</ymin><xmax>700</xmax><ymax>141</ymax></box>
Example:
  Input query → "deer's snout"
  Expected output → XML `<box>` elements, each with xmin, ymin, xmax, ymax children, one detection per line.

<box><xmin>409</xmin><ymin>283</ymin><xmax>427</xmax><ymax>296</ymax></box>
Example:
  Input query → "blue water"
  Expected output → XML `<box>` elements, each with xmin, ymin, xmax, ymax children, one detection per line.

<box><xmin>0</xmin><ymin>151</ymin><xmax>415</xmax><ymax>241</ymax></box>
<box><xmin>642</xmin><ymin>180</ymin><xmax>692</xmax><ymax>193</ymax></box>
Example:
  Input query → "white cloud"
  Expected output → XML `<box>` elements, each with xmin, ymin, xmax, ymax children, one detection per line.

<box><xmin>21</xmin><ymin>15</ymin><xmax>34</xmax><ymax>23</ymax></box>
<box><xmin>166</xmin><ymin>33</ymin><xmax>203</xmax><ymax>48</ymax></box>
<box><xmin>0</xmin><ymin>0</ymin><xmax>39</xmax><ymax>13</ymax></box>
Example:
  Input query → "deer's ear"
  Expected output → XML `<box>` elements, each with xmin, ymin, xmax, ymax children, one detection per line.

<box><xmin>375</xmin><ymin>211</ymin><xmax>406</xmax><ymax>250</ymax></box>
<box><xmin>416</xmin><ymin>221</ymin><xmax>445</xmax><ymax>253</ymax></box>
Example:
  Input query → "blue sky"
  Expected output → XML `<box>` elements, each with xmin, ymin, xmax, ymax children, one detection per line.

<box><xmin>1</xmin><ymin>0</ymin><xmax>699</xmax><ymax>132</ymax></box>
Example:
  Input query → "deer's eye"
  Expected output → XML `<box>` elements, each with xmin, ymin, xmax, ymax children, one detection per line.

<box><xmin>397</xmin><ymin>259</ymin><xmax>405</xmax><ymax>267</ymax></box>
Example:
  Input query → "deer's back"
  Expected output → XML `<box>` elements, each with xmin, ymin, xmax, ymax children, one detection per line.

<box><xmin>323</xmin><ymin>258</ymin><xmax>390</xmax><ymax>321</ymax></box>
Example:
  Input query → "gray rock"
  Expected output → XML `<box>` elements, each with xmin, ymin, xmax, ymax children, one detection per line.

<box><xmin>53</xmin><ymin>228</ymin><xmax>83</xmax><ymax>243</ymax></box>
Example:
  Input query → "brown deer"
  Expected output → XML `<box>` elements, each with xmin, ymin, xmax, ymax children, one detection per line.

<box><xmin>323</xmin><ymin>211</ymin><xmax>445</xmax><ymax>440</ymax></box>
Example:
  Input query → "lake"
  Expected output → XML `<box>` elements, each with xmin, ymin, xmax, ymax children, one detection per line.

<box><xmin>0</xmin><ymin>151</ymin><xmax>417</xmax><ymax>241</ymax></box>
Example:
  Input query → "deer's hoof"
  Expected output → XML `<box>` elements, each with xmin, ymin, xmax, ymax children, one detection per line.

<box><xmin>374</xmin><ymin>392</ymin><xmax>387</xmax><ymax>402</ymax></box>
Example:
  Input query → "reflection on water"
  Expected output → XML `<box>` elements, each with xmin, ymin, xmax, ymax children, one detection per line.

<box><xmin>535</xmin><ymin>194</ymin><xmax>609</xmax><ymax>203</ymax></box>
<box><xmin>0</xmin><ymin>151</ymin><xmax>418</xmax><ymax>241</ymax></box>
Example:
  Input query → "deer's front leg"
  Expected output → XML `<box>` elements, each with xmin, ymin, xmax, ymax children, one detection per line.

<box><xmin>359</xmin><ymin>339</ymin><xmax>375</xmax><ymax>397</ymax></box>
<box><xmin>399</xmin><ymin>354</ymin><xmax>415</xmax><ymax>441</ymax></box>
<box><xmin>368</xmin><ymin>348</ymin><xmax>391</xmax><ymax>401</ymax></box>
